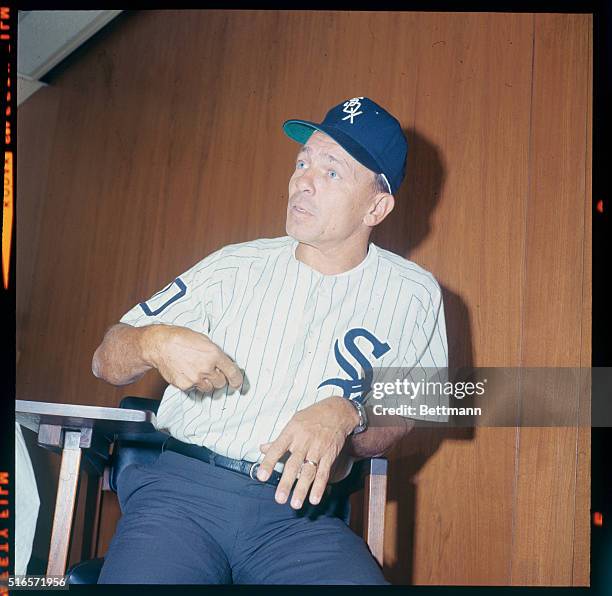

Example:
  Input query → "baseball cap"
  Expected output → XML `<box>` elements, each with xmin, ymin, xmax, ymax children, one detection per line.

<box><xmin>282</xmin><ymin>97</ymin><xmax>408</xmax><ymax>195</ymax></box>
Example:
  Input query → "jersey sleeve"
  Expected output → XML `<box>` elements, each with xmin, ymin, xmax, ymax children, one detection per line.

<box><xmin>367</xmin><ymin>280</ymin><xmax>450</xmax><ymax>423</ymax></box>
<box><xmin>119</xmin><ymin>246</ymin><xmax>225</xmax><ymax>334</ymax></box>
<box><xmin>403</xmin><ymin>282</ymin><xmax>449</xmax><ymax>421</ymax></box>
<box><xmin>409</xmin><ymin>282</ymin><xmax>448</xmax><ymax>370</ymax></box>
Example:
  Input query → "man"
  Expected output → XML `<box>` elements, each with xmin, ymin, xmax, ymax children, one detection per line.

<box><xmin>92</xmin><ymin>96</ymin><xmax>448</xmax><ymax>585</ymax></box>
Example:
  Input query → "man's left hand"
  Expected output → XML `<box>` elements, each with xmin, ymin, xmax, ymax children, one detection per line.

<box><xmin>256</xmin><ymin>396</ymin><xmax>359</xmax><ymax>509</ymax></box>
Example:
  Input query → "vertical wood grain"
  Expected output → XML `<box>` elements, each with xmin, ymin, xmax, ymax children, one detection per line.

<box><xmin>572</xmin><ymin>16</ymin><xmax>592</xmax><ymax>587</ymax></box>
<box><xmin>510</xmin><ymin>14</ymin><xmax>591</xmax><ymax>586</ymax></box>
<box><xmin>392</xmin><ymin>12</ymin><xmax>533</xmax><ymax>585</ymax></box>
<box><xmin>16</xmin><ymin>10</ymin><xmax>591</xmax><ymax>585</ymax></box>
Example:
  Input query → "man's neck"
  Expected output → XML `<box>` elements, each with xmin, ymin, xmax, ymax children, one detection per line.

<box><xmin>295</xmin><ymin>238</ymin><xmax>370</xmax><ymax>275</ymax></box>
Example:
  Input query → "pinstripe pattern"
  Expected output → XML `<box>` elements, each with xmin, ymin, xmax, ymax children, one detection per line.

<box><xmin>119</xmin><ymin>236</ymin><xmax>448</xmax><ymax>470</ymax></box>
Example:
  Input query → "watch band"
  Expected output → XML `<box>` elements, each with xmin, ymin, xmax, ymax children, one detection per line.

<box><xmin>348</xmin><ymin>398</ymin><xmax>368</xmax><ymax>435</ymax></box>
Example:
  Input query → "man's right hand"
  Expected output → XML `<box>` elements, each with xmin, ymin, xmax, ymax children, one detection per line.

<box><xmin>142</xmin><ymin>325</ymin><xmax>244</xmax><ymax>393</ymax></box>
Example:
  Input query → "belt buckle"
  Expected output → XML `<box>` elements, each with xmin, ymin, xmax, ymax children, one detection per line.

<box><xmin>249</xmin><ymin>461</ymin><xmax>261</xmax><ymax>481</ymax></box>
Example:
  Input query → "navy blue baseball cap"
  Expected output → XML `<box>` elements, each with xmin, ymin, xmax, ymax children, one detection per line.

<box><xmin>282</xmin><ymin>97</ymin><xmax>408</xmax><ymax>195</ymax></box>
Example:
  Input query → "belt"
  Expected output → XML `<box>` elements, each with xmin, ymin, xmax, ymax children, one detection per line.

<box><xmin>163</xmin><ymin>436</ymin><xmax>283</xmax><ymax>486</ymax></box>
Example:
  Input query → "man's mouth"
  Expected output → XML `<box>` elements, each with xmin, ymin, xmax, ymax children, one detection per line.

<box><xmin>292</xmin><ymin>205</ymin><xmax>313</xmax><ymax>216</ymax></box>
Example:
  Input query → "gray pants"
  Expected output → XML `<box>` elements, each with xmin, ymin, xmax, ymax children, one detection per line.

<box><xmin>98</xmin><ymin>449</ymin><xmax>389</xmax><ymax>585</ymax></box>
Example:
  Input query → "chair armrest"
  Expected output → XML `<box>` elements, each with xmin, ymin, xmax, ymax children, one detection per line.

<box><xmin>362</xmin><ymin>457</ymin><xmax>388</xmax><ymax>479</ymax></box>
<box><xmin>362</xmin><ymin>457</ymin><xmax>388</xmax><ymax>567</ymax></box>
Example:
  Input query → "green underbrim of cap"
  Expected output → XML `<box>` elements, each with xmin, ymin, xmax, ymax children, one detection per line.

<box><xmin>283</xmin><ymin>120</ymin><xmax>320</xmax><ymax>144</ymax></box>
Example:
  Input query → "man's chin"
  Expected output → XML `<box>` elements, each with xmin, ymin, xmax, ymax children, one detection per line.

<box><xmin>286</xmin><ymin>221</ymin><xmax>315</xmax><ymax>243</ymax></box>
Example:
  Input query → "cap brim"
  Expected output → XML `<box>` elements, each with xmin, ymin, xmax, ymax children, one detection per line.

<box><xmin>283</xmin><ymin>120</ymin><xmax>320</xmax><ymax>145</ymax></box>
<box><xmin>282</xmin><ymin>119</ymin><xmax>384</xmax><ymax>182</ymax></box>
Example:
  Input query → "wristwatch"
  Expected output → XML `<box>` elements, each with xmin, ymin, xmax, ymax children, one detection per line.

<box><xmin>348</xmin><ymin>398</ymin><xmax>368</xmax><ymax>435</ymax></box>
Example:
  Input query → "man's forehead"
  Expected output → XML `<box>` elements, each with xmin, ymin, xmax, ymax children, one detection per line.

<box><xmin>302</xmin><ymin>131</ymin><xmax>348</xmax><ymax>155</ymax></box>
<box><xmin>299</xmin><ymin>131</ymin><xmax>362</xmax><ymax>171</ymax></box>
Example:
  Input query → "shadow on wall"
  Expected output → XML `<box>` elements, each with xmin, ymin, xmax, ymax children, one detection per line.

<box><xmin>371</xmin><ymin>127</ymin><xmax>444</xmax><ymax>258</ymax></box>
<box><xmin>372</xmin><ymin>128</ymin><xmax>475</xmax><ymax>584</ymax></box>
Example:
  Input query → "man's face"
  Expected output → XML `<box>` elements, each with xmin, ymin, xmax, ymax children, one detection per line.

<box><xmin>286</xmin><ymin>131</ymin><xmax>379</xmax><ymax>247</ymax></box>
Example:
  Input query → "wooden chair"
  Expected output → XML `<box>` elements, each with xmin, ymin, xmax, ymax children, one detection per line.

<box><xmin>38</xmin><ymin>396</ymin><xmax>388</xmax><ymax>584</ymax></box>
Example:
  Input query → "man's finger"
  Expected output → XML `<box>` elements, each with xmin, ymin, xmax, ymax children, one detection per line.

<box><xmin>179</xmin><ymin>373</ymin><xmax>211</xmax><ymax>393</ymax></box>
<box><xmin>257</xmin><ymin>434</ymin><xmax>290</xmax><ymax>482</ymax></box>
<box><xmin>274</xmin><ymin>451</ymin><xmax>307</xmax><ymax>504</ymax></box>
<box><xmin>195</xmin><ymin>378</ymin><xmax>214</xmax><ymax>393</ymax></box>
<box><xmin>289</xmin><ymin>456</ymin><xmax>320</xmax><ymax>509</ymax></box>
<box><xmin>214</xmin><ymin>352</ymin><xmax>244</xmax><ymax>388</ymax></box>
<box><xmin>308</xmin><ymin>457</ymin><xmax>333</xmax><ymax>505</ymax></box>
<box><xmin>207</xmin><ymin>368</ymin><xmax>227</xmax><ymax>389</ymax></box>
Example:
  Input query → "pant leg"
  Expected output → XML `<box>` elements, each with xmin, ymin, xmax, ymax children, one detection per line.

<box><xmin>231</xmin><ymin>482</ymin><xmax>390</xmax><ymax>585</ymax></box>
<box><xmin>98</xmin><ymin>460</ymin><xmax>232</xmax><ymax>584</ymax></box>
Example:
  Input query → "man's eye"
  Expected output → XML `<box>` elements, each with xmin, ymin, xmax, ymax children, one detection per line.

<box><xmin>296</xmin><ymin>160</ymin><xmax>306</xmax><ymax>169</ymax></box>
<box><xmin>328</xmin><ymin>170</ymin><xmax>339</xmax><ymax>179</ymax></box>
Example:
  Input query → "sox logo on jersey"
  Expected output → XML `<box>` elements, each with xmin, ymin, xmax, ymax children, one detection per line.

<box><xmin>317</xmin><ymin>328</ymin><xmax>391</xmax><ymax>403</ymax></box>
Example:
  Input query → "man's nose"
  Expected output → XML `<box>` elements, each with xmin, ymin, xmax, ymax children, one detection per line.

<box><xmin>296</xmin><ymin>171</ymin><xmax>315</xmax><ymax>193</ymax></box>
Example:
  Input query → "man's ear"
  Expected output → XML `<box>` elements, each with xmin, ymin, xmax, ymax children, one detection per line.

<box><xmin>364</xmin><ymin>193</ymin><xmax>395</xmax><ymax>227</ymax></box>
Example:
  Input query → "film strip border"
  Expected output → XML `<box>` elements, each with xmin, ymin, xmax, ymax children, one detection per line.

<box><xmin>1</xmin><ymin>3</ymin><xmax>16</xmax><ymax>591</ymax></box>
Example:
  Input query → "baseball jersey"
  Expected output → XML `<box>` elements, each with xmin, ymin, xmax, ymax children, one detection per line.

<box><xmin>119</xmin><ymin>235</ymin><xmax>448</xmax><ymax>470</ymax></box>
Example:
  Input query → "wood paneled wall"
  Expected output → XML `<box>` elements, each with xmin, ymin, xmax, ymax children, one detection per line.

<box><xmin>17</xmin><ymin>10</ymin><xmax>591</xmax><ymax>585</ymax></box>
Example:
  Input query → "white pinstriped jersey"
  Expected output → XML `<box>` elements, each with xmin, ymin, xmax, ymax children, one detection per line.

<box><xmin>119</xmin><ymin>236</ymin><xmax>448</xmax><ymax>469</ymax></box>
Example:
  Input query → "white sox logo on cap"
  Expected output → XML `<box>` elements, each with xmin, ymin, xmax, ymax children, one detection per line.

<box><xmin>341</xmin><ymin>97</ymin><xmax>365</xmax><ymax>124</ymax></box>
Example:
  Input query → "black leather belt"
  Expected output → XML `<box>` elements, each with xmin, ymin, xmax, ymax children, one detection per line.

<box><xmin>163</xmin><ymin>436</ymin><xmax>283</xmax><ymax>487</ymax></box>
